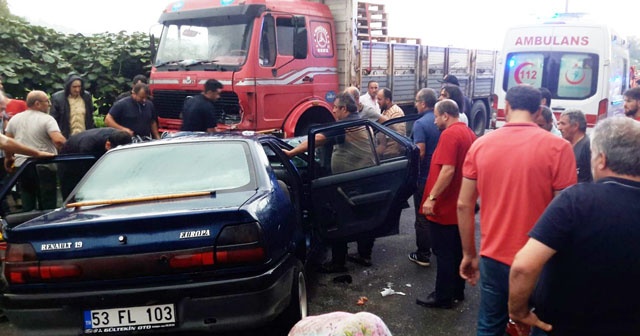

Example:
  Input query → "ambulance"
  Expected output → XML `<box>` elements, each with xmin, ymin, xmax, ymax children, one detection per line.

<box><xmin>492</xmin><ymin>14</ymin><xmax>631</xmax><ymax>129</ymax></box>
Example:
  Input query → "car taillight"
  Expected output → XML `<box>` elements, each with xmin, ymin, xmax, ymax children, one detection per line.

<box><xmin>167</xmin><ymin>223</ymin><xmax>266</xmax><ymax>270</ymax></box>
<box><xmin>4</xmin><ymin>243</ymin><xmax>82</xmax><ymax>284</ymax></box>
<box><xmin>491</xmin><ymin>94</ymin><xmax>498</xmax><ymax>110</ymax></box>
<box><xmin>215</xmin><ymin>222</ymin><xmax>265</xmax><ymax>264</ymax></box>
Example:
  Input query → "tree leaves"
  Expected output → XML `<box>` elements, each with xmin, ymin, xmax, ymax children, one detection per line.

<box><xmin>0</xmin><ymin>15</ymin><xmax>151</xmax><ymax>116</ymax></box>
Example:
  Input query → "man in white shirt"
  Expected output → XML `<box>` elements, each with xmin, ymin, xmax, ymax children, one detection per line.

<box><xmin>360</xmin><ymin>81</ymin><xmax>380</xmax><ymax>114</ymax></box>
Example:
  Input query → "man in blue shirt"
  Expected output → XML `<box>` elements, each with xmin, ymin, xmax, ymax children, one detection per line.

<box><xmin>408</xmin><ymin>88</ymin><xmax>440</xmax><ymax>267</ymax></box>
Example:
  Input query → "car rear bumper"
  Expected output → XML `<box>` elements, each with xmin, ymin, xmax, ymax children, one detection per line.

<box><xmin>1</xmin><ymin>254</ymin><xmax>301</xmax><ymax>335</ymax></box>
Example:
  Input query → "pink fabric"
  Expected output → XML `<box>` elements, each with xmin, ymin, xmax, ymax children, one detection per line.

<box><xmin>288</xmin><ymin>312</ymin><xmax>392</xmax><ymax>336</ymax></box>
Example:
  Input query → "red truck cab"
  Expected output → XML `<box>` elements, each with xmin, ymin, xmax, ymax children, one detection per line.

<box><xmin>151</xmin><ymin>0</ymin><xmax>338</xmax><ymax>136</ymax></box>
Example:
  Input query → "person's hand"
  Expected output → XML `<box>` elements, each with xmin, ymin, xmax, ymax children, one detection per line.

<box><xmin>283</xmin><ymin>149</ymin><xmax>293</xmax><ymax>158</ymax></box>
<box><xmin>123</xmin><ymin>128</ymin><xmax>134</xmax><ymax>137</ymax></box>
<box><xmin>422</xmin><ymin>199</ymin><xmax>435</xmax><ymax>216</ymax></box>
<box><xmin>4</xmin><ymin>156</ymin><xmax>15</xmax><ymax>173</ymax></box>
<box><xmin>509</xmin><ymin>310</ymin><xmax>552</xmax><ymax>335</ymax></box>
<box><xmin>459</xmin><ymin>255</ymin><xmax>480</xmax><ymax>286</ymax></box>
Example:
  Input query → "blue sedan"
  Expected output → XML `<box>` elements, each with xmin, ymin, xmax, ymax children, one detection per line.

<box><xmin>0</xmin><ymin>119</ymin><xmax>417</xmax><ymax>335</ymax></box>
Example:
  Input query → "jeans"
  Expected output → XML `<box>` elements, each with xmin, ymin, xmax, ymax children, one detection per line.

<box><xmin>413</xmin><ymin>179</ymin><xmax>431</xmax><ymax>258</ymax></box>
<box><xmin>430</xmin><ymin>221</ymin><xmax>465</xmax><ymax>301</ymax></box>
<box><xmin>477</xmin><ymin>256</ymin><xmax>511</xmax><ymax>336</ymax></box>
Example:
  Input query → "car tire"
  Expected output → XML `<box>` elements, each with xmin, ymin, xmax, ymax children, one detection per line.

<box><xmin>276</xmin><ymin>266</ymin><xmax>307</xmax><ymax>332</ymax></box>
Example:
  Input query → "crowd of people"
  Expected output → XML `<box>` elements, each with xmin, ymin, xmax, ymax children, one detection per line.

<box><xmin>287</xmin><ymin>77</ymin><xmax>640</xmax><ymax>336</ymax></box>
<box><xmin>2</xmin><ymin>71</ymin><xmax>640</xmax><ymax>335</ymax></box>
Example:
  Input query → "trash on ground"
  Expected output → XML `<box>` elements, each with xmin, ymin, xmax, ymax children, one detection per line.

<box><xmin>357</xmin><ymin>296</ymin><xmax>369</xmax><ymax>305</ymax></box>
<box><xmin>380</xmin><ymin>287</ymin><xmax>406</xmax><ymax>297</ymax></box>
<box><xmin>405</xmin><ymin>284</ymin><xmax>412</xmax><ymax>287</ymax></box>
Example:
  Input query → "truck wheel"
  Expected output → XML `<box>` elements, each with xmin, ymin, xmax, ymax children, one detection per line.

<box><xmin>470</xmin><ymin>101</ymin><xmax>487</xmax><ymax>137</ymax></box>
<box><xmin>293</xmin><ymin>109</ymin><xmax>334</xmax><ymax>136</ymax></box>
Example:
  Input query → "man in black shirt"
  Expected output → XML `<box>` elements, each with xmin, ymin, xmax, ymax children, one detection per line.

<box><xmin>557</xmin><ymin>109</ymin><xmax>592</xmax><ymax>183</ymax></box>
<box><xmin>181</xmin><ymin>79</ymin><xmax>223</xmax><ymax>132</ymax></box>
<box><xmin>59</xmin><ymin>127</ymin><xmax>132</xmax><ymax>198</ymax></box>
<box><xmin>106</xmin><ymin>83</ymin><xmax>159</xmax><ymax>139</ymax></box>
<box><xmin>508</xmin><ymin>117</ymin><xmax>640</xmax><ymax>335</ymax></box>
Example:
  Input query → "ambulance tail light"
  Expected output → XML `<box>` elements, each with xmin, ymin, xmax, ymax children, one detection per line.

<box><xmin>597</xmin><ymin>98</ymin><xmax>608</xmax><ymax>123</ymax></box>
<box><xmin>4</xmin><ymin>243</ymin><xmax>82</xmax><ymax>284</ymax></box>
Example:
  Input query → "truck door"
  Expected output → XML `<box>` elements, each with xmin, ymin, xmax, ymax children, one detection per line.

<box><xmin>256</xmin><ymin>14</ymin><xmax>313</xmax><ymax>129</ymax></box>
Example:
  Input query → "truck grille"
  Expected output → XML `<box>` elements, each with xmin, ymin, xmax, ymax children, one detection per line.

<box><xmin>153</xmin><ymin>90</ymin><xmax>241</xmax><ymax>124</ymax></box>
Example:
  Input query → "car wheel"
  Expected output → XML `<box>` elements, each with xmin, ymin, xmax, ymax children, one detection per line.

<box><xmin>277</xmin><ymin>267</ymin><xmax>307</xmax><ymax>332</ymax></box>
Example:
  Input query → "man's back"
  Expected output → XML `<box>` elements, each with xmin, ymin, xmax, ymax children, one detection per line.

<box><xmin>181</xmin><ymin>94</ymin><xmax>218</xmax><ymax>132</ymax></box>
<box><xmin>61</xmin><ymin>128</ymin><xmax>116</xmax><ymax>157</ymax></box>
<box><xmin>530</xmin><ymin>178</ymin><xmax>640</xmax><ymax>334</ymax></box>
<box><xmin>6</xmin><ymin>110</ymin><xmax>60</xmax><ymax>165</ymax></box>
<box><xmin>463</xmin><ymin>122</ymin><xmax>576</xmax><ymax>265</ymax></box>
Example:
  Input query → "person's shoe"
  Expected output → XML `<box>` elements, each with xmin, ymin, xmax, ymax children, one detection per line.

<box><xmin>317</xmin><ymin>262</ymin><xmax>348</xmax><ymax>274</ymax></box>
<box><xmin>347</xmin><ymin>253</ymin><xmax>372</xmax><ymax>267</ymax></box>
<box><xmin>408</xmin><ymin>252</ymin><xmax>430</xmax><ymax>267</ymax></box>
<box><xmin>416</xmin><ymin>292</ymin><xmax>453</xmax><ymax>309</ymax></box>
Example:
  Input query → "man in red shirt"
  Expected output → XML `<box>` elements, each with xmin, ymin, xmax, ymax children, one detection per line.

<box><xmin>457</xmin><ymin>85</ymin><xmax>576</xmax><ymax>335</ymax></box>
<box><xmin>416</xmin><ymin>99</ymin><xmax>475</xmax><ymax>309</ymax></box>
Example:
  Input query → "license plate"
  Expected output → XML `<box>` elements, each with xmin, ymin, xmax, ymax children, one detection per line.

<box><xmin>83</xmin><ymin>304</ymin><xmax>176</xmax><ymax>333</ymax></box>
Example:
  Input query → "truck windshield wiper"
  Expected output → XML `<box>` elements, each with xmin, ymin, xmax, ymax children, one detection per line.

<box><xmin>180</xmin><ymin>59</ymin><xmax>220</xmax><ymax>67</ymax></box>
<box><xmin>155</xmin><ymin>60</ymin><xmax>184</xmax><ymax>67</ymax></box>
<box><xmin>66</xmin><ymin>190</ymin><xmax>216</xmax><ymax>208</ymax></box>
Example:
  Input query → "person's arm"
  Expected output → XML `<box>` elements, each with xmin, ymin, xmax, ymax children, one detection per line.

<box><xmin>105</xmin><ymin>113</ymin><xmax>134</xmax><ymax>137</ymax></box>
<box><xmin>3</xmin><ymin>136</ymin><xmax>53</xmax><ymax>158</ymax></box>
<box><xmin>85</xmin><ymin>94</ymin><xmax>96</xmax><ymax>129</ymax></box>
<box><xmin>508</xmin><ymin>238</ymin><xmax>555</xmax><ymax>333</ymax></box>
<box><xmin>48</xmin><ymin>131</ymin><xmax>66</xmax><ymax>150</ymax></box>
<box><xmin>416</xmin><ymin>143</ymin><xmax>426</xmax><ymax>160</ymax></box>
<box><xmin>150</xmin><ymin>120</ymin><xmax>160</xmax><ymax>139</ymax></box>
<box><xmin>376</xmin><ymin>114</ymin><xmax>389</xmax><ymax>123</ymax></box>
<box><xmin>422</xmin><ymin>164</ymin><xmax>455</xmax><ymax>216</ymax></box>
<box><xmin>283</xmin><ymin>133</ymin><xmax>327</xmax><ymax>157</ymax></box>
<box><xmin>457</xmin><ymin>177</ymin><xmax>479</xmax><ymax>285</ymax></box>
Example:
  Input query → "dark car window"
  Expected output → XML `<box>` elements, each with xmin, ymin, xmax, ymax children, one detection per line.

<box><xmin>73</xmin><ymin>141</ymin><xmax>256</xmax><ymax>202</ymax></box>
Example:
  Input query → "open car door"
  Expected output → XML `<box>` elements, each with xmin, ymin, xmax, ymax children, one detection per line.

<box><xmin>307</xmin><ymin>119</ymin><xmax>418</xmax><ymax>242</ymax></box>
<box><xmin>0</xmin><ymin>155</ymin><xmax>97</xmax><ymax>229</ymax></box>
<box><xmin>382</xmin><ymin>113</ymin><xmax>424</xmax><ymax>140</ymax></box>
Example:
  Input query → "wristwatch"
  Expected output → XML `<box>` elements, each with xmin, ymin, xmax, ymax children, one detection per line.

<box><xmin>428</xmin><ymin>195</ymin><xmax>437</xmax><ymax>201</ymax></box>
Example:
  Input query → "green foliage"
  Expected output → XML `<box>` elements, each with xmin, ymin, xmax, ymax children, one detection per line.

<box><xmin>0</xmin><ymin>16</ymin><xmax>151</xmax><ymax>114</ymax></box>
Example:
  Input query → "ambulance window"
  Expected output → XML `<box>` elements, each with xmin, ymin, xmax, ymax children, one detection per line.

<box><xmin>505</xmin><ymin>53</ymin><xmax>544</xmax><ymax>89</ymax></box>
<box><xmin>259</xmin><ymin>15</ymin><xmax>277</xmax><ymax>67</ymax></box>
<box><xmin>556</xmin><ymin>54</ymin><xmax>597</xmax><ymax>99</ymax></box>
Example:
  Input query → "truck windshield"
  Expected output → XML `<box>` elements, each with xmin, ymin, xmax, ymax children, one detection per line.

<box><xmin>155</xmin><ymin>21</ymin><xmax>252</xmax><ymax>68</ymax></box>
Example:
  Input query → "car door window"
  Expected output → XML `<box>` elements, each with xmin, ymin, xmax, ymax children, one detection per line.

<box><xmin>0</xmin><ymin>157</ymin><xmax>96</xmax><ymax>227</ymax></box>
<box><xmin>311</xmin><ymin>122</ymin><xmax>378</xmax><ymax>177</ymax></box>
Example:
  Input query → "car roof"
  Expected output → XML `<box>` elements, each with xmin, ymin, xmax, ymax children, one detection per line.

<box><xmin>111</xmin><ymin>131</ymin><xmax>274</xmax><ymax>152</ymax></box>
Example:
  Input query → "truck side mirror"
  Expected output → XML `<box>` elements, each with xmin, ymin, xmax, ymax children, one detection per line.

<box><xmin>293</xmin><ymin>28</ymin><xmax>308</xmax><ymax>59</ymax></box>
<box><xmin>293</xmin><ymin>16</ymin><xmax>307</xmax><ymax>60</ymax></box>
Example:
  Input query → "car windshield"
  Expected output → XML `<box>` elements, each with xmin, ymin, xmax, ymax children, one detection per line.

<box><xmin>72</xmin><ymin>141</ymin><xmax>256</xmax><ymax>203</ymax></box>
<box><xmin>155</xmin><ymin>20</ymin><xmax>252</xmax><ymax>67</ymax></box>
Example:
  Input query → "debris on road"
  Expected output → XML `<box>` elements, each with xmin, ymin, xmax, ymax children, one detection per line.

<box><xmin>357</xmin><ymin>296</ymin><xmax>369</xmax><ymax>306</ymax></box>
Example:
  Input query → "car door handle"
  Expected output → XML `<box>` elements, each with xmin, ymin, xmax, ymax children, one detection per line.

<box><xmin>338</xmin><ymin>187</ymin><xmax>391</xmax><ymax>206</ymax></box>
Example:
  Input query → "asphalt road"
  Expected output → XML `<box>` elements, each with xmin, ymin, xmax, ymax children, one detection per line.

<box><xmin>0</xmin><ymin>199</ymin><xmax>481</xmax><ymax>336</ymax></box>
